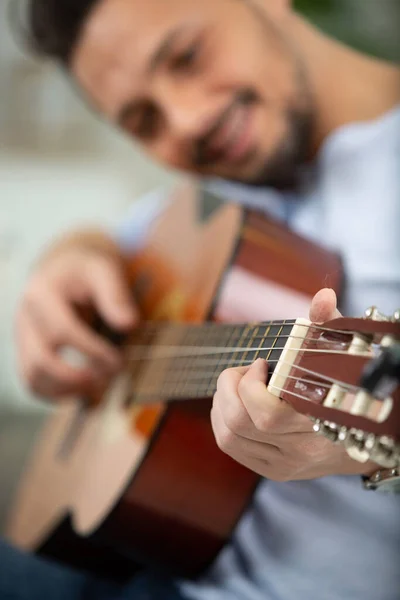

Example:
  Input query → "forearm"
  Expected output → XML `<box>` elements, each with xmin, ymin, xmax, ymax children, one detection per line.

<box><xmin>38</xmin><ymin>228</ymin><xmax>125</xmax><ymax>266</ymax></box>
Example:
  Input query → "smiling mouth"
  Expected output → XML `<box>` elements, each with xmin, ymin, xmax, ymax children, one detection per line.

<box><xmin>197</xmin><ymin>92</ymin><xmax>256</xmax><ymax>168</ymax></box>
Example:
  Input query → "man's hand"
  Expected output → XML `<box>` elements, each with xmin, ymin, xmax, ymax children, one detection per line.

<box><xmin>212</xmin><ymin>288</ymin><xmax>377</xmax><ymax>480</ymax></box>
<box><xmin>16</xmin><ymin>230</ymin><xmax>138</xmax><ymax>400</ymax></box>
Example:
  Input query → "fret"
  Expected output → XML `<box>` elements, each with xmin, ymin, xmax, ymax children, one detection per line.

<box><xmin>251</xmin><ymin>325</ymin><xmax>262</xmax><ymax>361</ymax></box>
<box><xmin>254</xmin><ymin>324</ymin><xmax>271</xmax><ymax>360</ymax></box>
<box><xmin>187</xmin><ymin>322</ymin><xmax>214</xmax><ymax>398</ymax></box>
<box><xmin>257</xmin><ymin>322</ymin><xmax>272</xmax><ymax>361</ymax></box>
<box><xmin>204</xmin><ymin>323</ymin><xmax>246</xmax><ymax>397</ymax></box>
<box><xmin>126</xmin><ymin>319</ymin><xmax>299</xmax><ymax>403</ymax></box>
<box><xmin>241</xmin><ymin>324</ymin><xmax>260</xmax><ymax>367</ymax></box>
<box><xmin>266</xmin><ymin>321</ymin><xmax>284</xmax><ymax>363</ymax></box>
<box><xmin>233</xmin><ymin>324</ymin><xmax>251</xmax><ymax>367</ymax></box>
<box><xmin>268</xmin><ymin>321</ymin><xmax>296</xmax><ymax>375</ymax></box>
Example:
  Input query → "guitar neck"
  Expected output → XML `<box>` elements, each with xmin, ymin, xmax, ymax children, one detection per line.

<box><xmin>124</xmin><ymin>319</ymin><xmax>296</xmax><ymax>403</ymax></box>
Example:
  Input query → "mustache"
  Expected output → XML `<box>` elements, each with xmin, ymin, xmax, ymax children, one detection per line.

<box><xmin>193</xmin><ymin>89</ymin><xmax>257</xmax><ymax>167</ymax></box>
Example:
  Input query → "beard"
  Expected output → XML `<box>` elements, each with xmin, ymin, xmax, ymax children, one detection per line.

<box><xmin>237</xmin><ymin>2</ymin><xmax>316</xmax><ymax>190</ymax></box>
<box><xmin>246</xmin><ymin>102</ymin><xmax>314</xmax><ymax>190</ymax></box>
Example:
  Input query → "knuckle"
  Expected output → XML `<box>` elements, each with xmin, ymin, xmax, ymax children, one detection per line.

<box><xmin>213</xmin><ymin>390</ymin><xmax>246</xmax><ymax>436</ymax></box>
<box><xmin>252</xmin><ymin>411</ymin><xmax>278</xmax><ymax>433</ymax></box>
<box><xmin>29</xmin><ymin>349</ymin><xmax>52</xmax><ymax>383</ymax></box>
<box><xmin>215</xmin><ymin>426</ymin><xmax>235</xmax><ymax>454</ymax></box>
<box><xmin>223</xmin><ymin>405</ymin><xmax>245</xmax><ymax>435</ymax></box>
<box><xmin>19</xmin><ymin>361</ymin><xmax>34</xmax><ymax>387</ymax></box>
<box><xmin>237</xmin><ymin>373</ymin><xmax>250</xmax><ymax>398</ymax></box>
<box><xmin>299</xmin><ymin>436</ymin><xmax>331</xmax><ymax>460</ymax></box>
<box><xmin>24</xmin><ymin>276</ymin><xmax>47</xmax><ymax>302</ymax></box>
<box><xmin>216</xmin><ymin>367</ymin><xmax>235</xmax><ymax>392</ymax></box>
<box><xmin>89</xmin><ymin>252</ymin><xmax>115</xmax><ymax>276</ymax></box>
<box><xmin>19</xmin><ymin>289</ymin><xmax>38</xmax><ymax>316</ymax></box>
<box><xmin>45</xmin><ymin>323</ymin><xmax>65</xmax><ymax>346</ymax></box>
<box><xmin>20</xmin><ymin>277</ymin><xmax>53</xmax><ymax>321</ymax></box>
<box><xmin>23</xmin><ymin>362</ymin><xmax>43</xmax><ymax>392</ymax></box>
<box><xmin>237</xmin><ymin>375</ymin><xmax>263</xmax><ymax>406</ymax></box>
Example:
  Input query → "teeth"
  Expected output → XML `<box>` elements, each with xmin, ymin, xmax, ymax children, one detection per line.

<box><xmin>207</xmin><ymin>106</ymin><xmax>245</xmax><ymax>159</ymax></box>
<box><xmin>227</xmin><ymin>109</ymin><xmax>243</xmax><ymax>147</ymax></box>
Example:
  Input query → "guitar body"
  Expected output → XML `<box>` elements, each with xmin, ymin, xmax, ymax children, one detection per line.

<box><xmin>6</xmin><ymin>184</ymin><xmax>342</xmax><ymax>579</ymax></box>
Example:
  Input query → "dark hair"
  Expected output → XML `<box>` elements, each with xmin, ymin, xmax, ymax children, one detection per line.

<box><xmin>14</xmin><ymin>0</ymin><xmax>101</xmax><ymax>65</ymax></box>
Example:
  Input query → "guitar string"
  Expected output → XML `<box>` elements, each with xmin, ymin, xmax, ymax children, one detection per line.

<box><xmin>129</xmin><ymin>357</ymin><xmax>368</xmax><ymax>404</ymax></box>
<box><xmin>122</xmin><ymin>320</ymin><xmax>370</xmax><ymax>338</ymax></box>
<box><xmin>125</xmin><ymin>346</ymin><xmax>370</xmax><ymax>360</ymax></box>
<box><xmin>115</xmin><ymin>319</ymin><xmax>384</xmax><ymax>406</ymax></box>
<box><xmin>122</xmin><ymin>320</ymin><xmax>377</xmax><ymax>360</ymax></box>
<box><xmin>123</xmin><ymin>333</ymin><xmax>350</xmax><ymax>353</ymax></box>
<box><xmin>130</xmin><ymin>367</ymin><xmax>343</xmax><ymax>392</ymax></box>
<box><xmin>125</xmin><ymin>349</ymin><xmax>369</xmax><ymax>398</ymax></box>
<box><xmin>124</xmin><ymin>332</ymin><xmax>348</xmax><ymax>346</ymax></box>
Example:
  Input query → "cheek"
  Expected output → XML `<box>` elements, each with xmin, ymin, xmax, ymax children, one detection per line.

<box><xmin>209</xmin><ymin>51</ymin><xmax>296</xmax><ymax>134</ymax></box>
<box><xmin>222</xmin><ymin>22</ymin><xmax>296</xmax><ymax>107</ymax></box>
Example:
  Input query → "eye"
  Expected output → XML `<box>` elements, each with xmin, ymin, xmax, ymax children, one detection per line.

<box><xmin>170</xmin><ymin>43</ymin><xmax>199</xmax><ymax>72</ymax></box>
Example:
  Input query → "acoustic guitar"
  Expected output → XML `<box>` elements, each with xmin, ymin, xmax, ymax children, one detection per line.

<box><xmin>6</xmin><ymin>184</ymin><xmax>400</xmax><ymax>581</ymax></box>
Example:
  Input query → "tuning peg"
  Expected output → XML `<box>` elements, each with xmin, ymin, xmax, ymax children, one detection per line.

<box><xmin>392</xmin><ymin>309</ymin><xmax>400</xmax><ymax>323</ymax></box>
<box><xmin>312</xmin><ymin>419</ymin><xmax>340</xmax><ymax>442</ymax></box>
<box><xmin>344</xmin><ymin>429</ymin><xmax>371</xmax><ymax>463</ymax></box>
<box><xmin>364</xmin><ymin>306</ymin><xmax>390</xmax><ymax>321</ymax></box>
<box><xmin>369</xmin><ymin>436</ymin><xmax>400</xmax><ymax>468</ymax></box>
<box><xmin>312</xmin><ymin>419</ymin><xmax>400</xmax><ymax>468</ymax></box>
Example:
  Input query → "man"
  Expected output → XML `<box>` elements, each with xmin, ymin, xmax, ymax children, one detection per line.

<box><xmin>1</xmin><ymin>0</ymin><xmax>399</xmax><ymax>598</ymax></box>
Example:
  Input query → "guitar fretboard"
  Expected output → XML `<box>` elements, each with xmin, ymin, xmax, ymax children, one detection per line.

<box><xmin>124</xmin><ymin>320</ymin><xmax>296</xmax><ymax>403</ymax></box>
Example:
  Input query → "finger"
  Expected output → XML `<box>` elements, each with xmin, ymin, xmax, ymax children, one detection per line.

<box><xmin>239</xmin><ymin>359</ymin><xmax>312</xmax><ymax>434</ymax></box>
<box><xmin>16</xmin><ymin>312</ymin><xmax>103</xmax><ymax>399</ymax></box>
<box><xmin>215</xmin><ymin>367</ymin><xmax>271</xmax><ymax>441</ymax></box>
<box><xmin>309</xmin><ymin>288</ymin><xmax>342</xmax><ymax>323</ymax></box>
<box><xmin>25</xmin><ymin>292</ymin><xmax>123</xmax><ymax>372</ymax></box>
<box><xmin>211</xmin><ymin>399</ymin><xmax>280</xmax><ymax>462</ymax></box>
<box><xmin>84</xmin><ymin>257</ymin><xmax>139</xmax><ymax>330</ymax></box>
<box><xmin>212</xmin><ymin>399</ymin><xmax>314</xmax><ymax>480</ymax></box>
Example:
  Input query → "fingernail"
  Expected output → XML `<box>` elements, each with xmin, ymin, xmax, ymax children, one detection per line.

<box><xmin>249</xmin><ymin>358</ymin><xmax>268</xmax><ymax>378</ymax></box>
<box><xmin>254</xmin><ymin>358</ymin><xmax>267</xmax><ymax>367</ymax></box>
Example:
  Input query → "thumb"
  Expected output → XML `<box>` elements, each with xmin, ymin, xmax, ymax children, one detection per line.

<box><xmin>85</xmin><ymin>256</ymin><xmax>139</xmax><ymax>330</ymax></box>
<box><xmin>309</xmin><ymin>288</ymin><xmax>342</xmax><ymax>324</ymax></box>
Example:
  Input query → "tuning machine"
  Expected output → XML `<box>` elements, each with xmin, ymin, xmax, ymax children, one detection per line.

<box><xmin>312</xmin><ymin>418</ymin><xmax>400</xmax><ymax>468</ymax></box>
<box><xmin>365</xmin><ymin>305</ymin><xmax>400</xmax><ymax>325</ymax></box>
<box><xmin>364</xmin><ymin>306</ymin><xmax>390</xmax><ymax>322</ymax></box>
<box><xmin>310</xmin><ymin>306</ymin><xmax>400</xmax><ymax>468</ymax></box>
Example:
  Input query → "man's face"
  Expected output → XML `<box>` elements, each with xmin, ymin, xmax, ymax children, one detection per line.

<box><xmin>73</xmin><ymin>0</ymin><xmax>313</xmax><ymax>187</ymax></box>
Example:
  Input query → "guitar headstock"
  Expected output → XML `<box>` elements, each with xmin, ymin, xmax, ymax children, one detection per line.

<box><xmin>275</xmin><ymin>307</ymin><xmax>400</xmax><ymax>468</ymax></box>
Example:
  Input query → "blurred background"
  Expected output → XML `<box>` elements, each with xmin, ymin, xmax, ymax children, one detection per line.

<box><xmin>0</xmin><ymin>0</ymin><xmax>399</xmax><ymax>531</ymax></box>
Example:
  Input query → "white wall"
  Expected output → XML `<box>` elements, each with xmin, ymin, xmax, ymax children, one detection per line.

<box><xmin>0</xmin><ymin>2</ymin><xmax>178</xmax><ymax>411</ymax></box>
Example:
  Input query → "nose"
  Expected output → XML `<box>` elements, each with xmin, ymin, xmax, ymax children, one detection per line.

<box><xmin>151</xmin><ymin>81</ymin><xmax>225</xmax><ymax>169</ymax></box>
<box><xmin>160</xmin><ymin>84</ymin><xmax>216</xmax><ymax>143</ymax></box>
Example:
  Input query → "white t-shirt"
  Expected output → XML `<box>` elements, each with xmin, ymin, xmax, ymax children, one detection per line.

<box><xmin>116</xmin><ymin>106</ymin><xmax>400</xmax><ymax>600</ymax></box>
